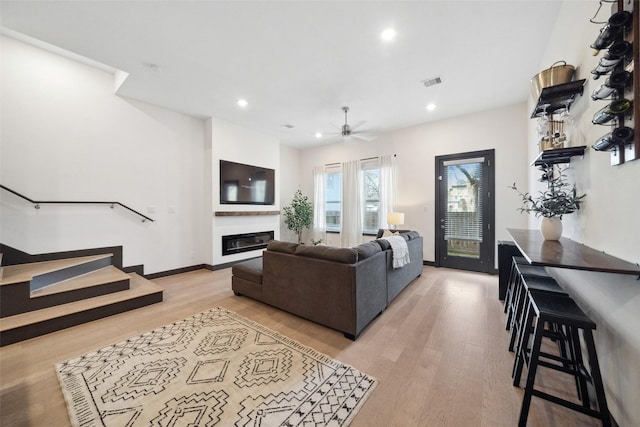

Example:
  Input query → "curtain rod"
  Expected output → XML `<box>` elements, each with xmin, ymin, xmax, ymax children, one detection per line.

<box><xmin>324</xmin><ymin>154</ymin><xmax>396</xmax><ymax>167</ymax></box>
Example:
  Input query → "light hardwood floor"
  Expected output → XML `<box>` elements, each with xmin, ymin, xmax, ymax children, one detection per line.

<box><xmin>0</xmin><ymin>266</ymin><xmax>602</xmax><ymax>426</ymax></box>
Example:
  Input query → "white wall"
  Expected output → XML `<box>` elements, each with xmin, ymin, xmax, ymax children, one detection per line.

<box><xmin>299</xmin><ymin>103</ymin><xmax>530</xmax><ymax>262</ymax></box>
<box><xmin>209</xmin><ymin>117</ymin><xmax>281</xmax><ymax>265</ymax></box>
<box><xmin>527</xmin><ymin>2</ymin><xmax>640</xmax><ymax>425</ymax></box>
<box><xmin>0</xmin><ymin>35</ymin><xmax>207</xmax><ymax>274</ymax></box>
<box><xmin>278</xmin><ymin>144</ymin><xmax>303</xmax><ymax>243</ymax></box>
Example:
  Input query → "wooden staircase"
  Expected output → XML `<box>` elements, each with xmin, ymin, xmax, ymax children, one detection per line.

<box><xmin>0</xmin><ymin>252</ymin><xmax>163</xmax><ymax>346</ymax></box>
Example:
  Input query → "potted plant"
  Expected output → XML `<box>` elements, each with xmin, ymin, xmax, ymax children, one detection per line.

<box><xmin>510</xmin><ymin>166</ymin><xmax>585</xmax><ymax>240</ymax></box>
<box><xmin>283</xmin><ymin>190</ymin><xmax>313</xmax><ymax>244</ymax></box>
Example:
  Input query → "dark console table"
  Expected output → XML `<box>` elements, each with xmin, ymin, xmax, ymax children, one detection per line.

<box><xmin>507</xmin><ymin>228</ymin><xmax>640</xmax><ymax>276</ymax></box>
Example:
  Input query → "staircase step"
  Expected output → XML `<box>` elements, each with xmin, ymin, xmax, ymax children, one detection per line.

<box><xmin>31</xmin><ymin>265</ymin><xmax>131</xmax><ymax>298</ymax></box>
<box><xmin>0</xmin><ymin>273</ymin><xmax>163</xmax><ymax>346</ymax></box>
<box><xmin>0</xmin><ymin>254</ymin><xmax>113</xmax><ymax>287</ymax></box>
<box><xmin>24</xmin><ymin>266</ymin><xmax>131</xmax><ymax>312</ymax></box>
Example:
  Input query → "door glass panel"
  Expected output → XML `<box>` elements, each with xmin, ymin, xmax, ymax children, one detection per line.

<box><xmin>443</xmin><ymin>157</ymin><xmax>484</xmax><ymax>259</ymax></box>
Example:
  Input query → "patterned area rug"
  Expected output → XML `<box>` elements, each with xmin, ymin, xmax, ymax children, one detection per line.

<box><xmin>56</xmin><ymin>307</ymin><xmax>377</xmax><ymax>426</ymax></box>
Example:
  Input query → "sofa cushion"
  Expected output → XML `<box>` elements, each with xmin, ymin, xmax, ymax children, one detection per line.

<box><xmin>375</xmin><ymin>238</ymin><xmax>391</xmax><ymax>251</ymax></box>
<box><xmin>232</xmin><ymin>257</ymin><xmax>263</xmax><ymax>284</ymax></box>
<box><xmin>267</xmin><ymin>240</ymin><xmax>298</xmax><ymax>254</ymax></box>
<box><xmin>295</xmin><ymin>245</ymin><xmax>358</xmax><ymax>264</ymax></box>
<box><xmin>354</xmin><ymin>241</ymin><xmax>382</xmax><ymax>260</ymax></box>
<box><xmin>406</xmin><ymin>231</ymin><xmax>421</xmax><ymax>240</ymax></box>
<box><xmin>376</xmin><ymin>228</ymin><xmax>411</xmax><ymax>238</ymax></box>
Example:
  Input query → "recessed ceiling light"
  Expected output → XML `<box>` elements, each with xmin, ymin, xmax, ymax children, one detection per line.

<box><xmin>426</xmin><ymin>103</ymin><xmax>436</xmax><ymax>111</ymax></box>
<box><xmin>380</xmin><ymin>28</ymin><xmax>396</xmax><ymax>41</ymax></box>
<box><xmin>315</xmin><ymin>132</ymin><xmax>323</xmax><ymax>138</ymax></box>
<box><xmin>237</xmin><ymin>99</ymin><xmax>248</xmax><ymax>107</ymax></box>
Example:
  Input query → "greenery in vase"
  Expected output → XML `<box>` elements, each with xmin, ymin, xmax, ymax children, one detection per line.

<box><xmin>283</xmin><ymin>189</ymin><xmax>313</xmax><ymax>244</ymax></box>
<box><xmin>510</xmin><ymin>166</ymin><xmax>585</xmax><ymax>219</ymax></box>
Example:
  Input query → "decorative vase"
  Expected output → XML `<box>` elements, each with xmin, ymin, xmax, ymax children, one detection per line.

<box><xmin>540</xmin><ymin>217</ymin><xmax>563</xmax><ymax>240</ymax></box>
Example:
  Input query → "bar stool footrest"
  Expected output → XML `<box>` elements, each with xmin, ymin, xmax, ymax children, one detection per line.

<box><xmin>536</xmin><ymin>358</ymin><xmax>580</xmax><ymax>376</ymax></box>
<box><xmin>531</xmin><ymin>389</ymin><xmax>606</xmax><ymax>419</ymax></box>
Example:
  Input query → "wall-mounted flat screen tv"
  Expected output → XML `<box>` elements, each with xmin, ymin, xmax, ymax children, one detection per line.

<box><xmin>220</xmin><ymin>160</ymin><xmax>275</xmax><ymax>205</ymax></box>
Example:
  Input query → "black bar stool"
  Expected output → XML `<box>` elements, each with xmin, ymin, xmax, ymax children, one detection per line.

<box><xmin>504</xmin><ymin>256</ymin><xmax>528</xmax><ymax>306</ymax></box>
<box><xmin>504</xmin><ymin>257</ymin><xmax>552</xmax><ymax>329</ymax></box>
<box><xmin>507</xmin><ymin>274</ymin><xmax>568</xmax><ymax>353</ymax></box>
<box><xmin>513</xmin><ymin>290</ymin><xmax>610</xmax><ymax>427</ymax></box>
<box><xmin>504</xmin><ymin>256</ymin><xmax>528</xmax><ymax>313</ymax></box>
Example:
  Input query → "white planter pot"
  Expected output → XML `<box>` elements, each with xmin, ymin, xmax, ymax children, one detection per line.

<box><xmin>540</xmin><ymin>217</ymin><xmax>563</xmax><ymax>240</ymax></box>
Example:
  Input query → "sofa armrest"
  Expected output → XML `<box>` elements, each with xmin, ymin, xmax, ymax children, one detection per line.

<box><xmin>385</xmin><ymin>236</ymin><xmax>423</xmax><ymax>303</ymax></box>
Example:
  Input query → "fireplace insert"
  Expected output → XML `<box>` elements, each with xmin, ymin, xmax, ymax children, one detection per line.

<box><xmin>222</xmin><ymin>231</ymin><xmax>274</xmax><ymax>256</ymax></box>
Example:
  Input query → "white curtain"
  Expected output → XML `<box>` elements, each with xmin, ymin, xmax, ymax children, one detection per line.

<box><xmin>341</xmin><ymin>159</ymin><xmax>362</xmax><ymax>247</ymax></box>
<box><xmin>312</xmin><ymin>165</ymin><xmax>326</xmax><ymax>243</ymax></box>
<box><xmin>380</xmin><ymin>154</ymin><xmax>397</xmax><ymax>229</ymax></box>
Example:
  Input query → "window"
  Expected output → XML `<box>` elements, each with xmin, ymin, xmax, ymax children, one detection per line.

<box><xmin>325</xmin><ymin>169</ymin><xmax>341</xmax><ymax>232</ymax></box>
<box><xmin>323</xmin><ymin>162</ymin><xmax>382</xmax><ymax>234</ymax></box>
<box><xmin>362</xmin><ymin>162</ymin><xmax>381</xmax><ymax>234</ymax></box>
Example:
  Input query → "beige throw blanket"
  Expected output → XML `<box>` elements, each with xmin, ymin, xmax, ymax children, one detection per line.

<box><xmin>383</xmin><ymin>235</ymin><xmax>410</xmax><ymax>268</ymax></box>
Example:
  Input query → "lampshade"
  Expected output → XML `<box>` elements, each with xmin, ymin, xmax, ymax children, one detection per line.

<box><xmin>387</xmin><ymin>212</ymin><xmax>405</xmax><ymax>226</ymax></box>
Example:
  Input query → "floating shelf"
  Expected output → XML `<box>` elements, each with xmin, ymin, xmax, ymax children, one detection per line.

<box><xmin>532</xmin><ymin>146</ymin><xmax>587</xmax><ymax>166</ymax></box>
<box><xmin>214</xmin><ymin>211</ymin><xmax>280</xmax><ymax>216</ymax></box>
<box><xmin>531</xmin><ymin>79</ymin><xmax>587</xmax><ymax>118</ymax></box>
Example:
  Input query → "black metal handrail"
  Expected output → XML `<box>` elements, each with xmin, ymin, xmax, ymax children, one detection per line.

<box><xmin>0</xmin><ymin>184</ymin><xmax>155</xmax><ymax>222</ymax></box>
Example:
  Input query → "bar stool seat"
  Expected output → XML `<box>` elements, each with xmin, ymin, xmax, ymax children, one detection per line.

<box><xmin>513</xmin><ymin>290</ymin><xmax>610</xmax><ymax>427</ymax></box>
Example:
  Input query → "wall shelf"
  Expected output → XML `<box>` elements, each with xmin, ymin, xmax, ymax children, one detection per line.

<box><xmin>531</xmin><ymin>79</ymin><xmax>586</xmax><ymax>118</ymax></box>
<box><xmin>214</xmin><ymin>211</ymin><xmax>280</xmax><ymax>216</ymax></box>
<box><xmin>532</xmin><ymin>146</ymin><xmax>586</xmax><ymax>167</ymax></box>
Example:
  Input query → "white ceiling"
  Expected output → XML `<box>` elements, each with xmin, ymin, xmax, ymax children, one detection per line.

<box><xmin>0</xmin><ymin>1</ymin><xmax>563</xmax><ymax>148</ymax></box>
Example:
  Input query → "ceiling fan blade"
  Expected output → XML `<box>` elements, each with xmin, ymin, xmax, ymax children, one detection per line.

<box><xmin>352</xmin><ymin>132</ymin><xmax>377</xmax><ymax>141</ymax></box>
<box><xmin>350</xmin><ymin>120</ymin><xmax>367</xmax><ymax>132</ymax></box>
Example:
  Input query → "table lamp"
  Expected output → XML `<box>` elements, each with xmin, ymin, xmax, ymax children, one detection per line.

<box><xmin>387</xmin><ymin>212</ymin><xmax>405</xmax><ymax>230</ymax></box>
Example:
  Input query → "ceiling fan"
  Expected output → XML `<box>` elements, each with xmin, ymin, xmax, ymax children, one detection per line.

<box><xmin>327</xmin><ymin>106</ymin><xmax>376</xmax><ymax>141</ymax></box>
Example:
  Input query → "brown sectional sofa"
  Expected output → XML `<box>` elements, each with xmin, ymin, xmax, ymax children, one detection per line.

<box><xmin>232</xmin><ymin>231</ymin><xmax>423</xmax><ymax>339</ymax></box>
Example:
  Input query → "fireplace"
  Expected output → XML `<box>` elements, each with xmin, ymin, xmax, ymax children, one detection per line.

<box><xmin>222</xmin><ymin>231</ymin><xmax>274</xmax><ymax>256</ymax></box>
